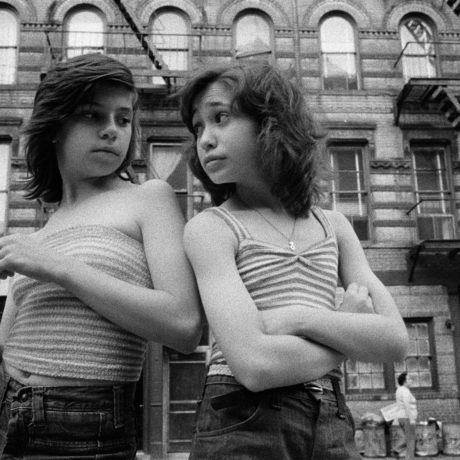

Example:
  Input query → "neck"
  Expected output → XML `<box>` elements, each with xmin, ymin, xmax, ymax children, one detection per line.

<box><xmin>235</xmin><ymin>186</ymin><xmax>287</xmax><ymax>215</ymax></box>
<box><xmin>60</xmin><ymin>174</ymin><xmax>123</xmax><ymax>207</ymax></box>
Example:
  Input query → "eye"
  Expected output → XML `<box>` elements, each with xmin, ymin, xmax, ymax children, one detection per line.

<box><xmin>215</xmin><ymin>112</ymin><xmax>229</xmax><ymax>124</ymax></box>
<box><xmin>118</xmin><ymin>116</ymin><xmax>132</xmax><ymax>126</ymax></box>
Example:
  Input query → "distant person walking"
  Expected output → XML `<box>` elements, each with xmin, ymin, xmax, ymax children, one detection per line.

<box><xmin>394</xmin><ymin>372</ymin><xmax>418</xmax><ymax>459</ymax></box>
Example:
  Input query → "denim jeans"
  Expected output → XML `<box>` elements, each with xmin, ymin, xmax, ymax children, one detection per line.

<box><xmin>0</xmin><ymin>364</ymin><xmax>137</xmax><ymax>459</ymax></box>
<box><xmin>190</xmin><ymin>375</ymin><xmax>360</xmax><ymax>460</ymax></box>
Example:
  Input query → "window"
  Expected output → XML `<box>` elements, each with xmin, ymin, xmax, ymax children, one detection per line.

<box><xmin>0</xmin><ymin>8</ymin><xmax>18</xmax><ymax>84</ymax></box>
<box><xmin>0</xmin><ymin>141</ymin><xmax>11</xmax><ymax>234</ymax></box>
<box><xmin>345</xmin><ymin>360</ymin><xmax>385</xmax><ymax>391</ymax></box>
<box><xmin>148</xmin><ymin>143</ymin><xmax>200</xmax><ymax>220</ymax></box>
<box><xmin>65</xmin><ymin>8</ymin><xmax>104</xmax><ymax>58</ymax></box>
<box><xmin>345</xmin><ymin>319</ymin><xmax>436</xmax><ymax>393</ymax></box>
<box><xmin>320</xmin><ymin>15</ymin><xmax>358</xmax><ymax>90</ymax></box>
<box><xmin>329</xmin><ymin>145</ymin><xmax>369</xmax><ymax>241</ymax></box>
<box><xmin>150</xmin><ymin>9</ymin><xmax>189</xmax><ymax>84</ymax></box>
<box><xmin>400</xmin><ymin>16</ymin><xmax>436</xmax><ymax>81</ymax></box>
<box><xmin>412</xmin><ymin>146</ymin><xmax>454</xmax><ymax>240</ymax></box>
<box><xmin>234</xmin><ymin>10</ymin><xmax>272</xmax><ymax>61</ymax></box>
<box><xmin>394</xmin><ymin>320</ymin><xmax>435</xmax><ymax>389</ymax></box>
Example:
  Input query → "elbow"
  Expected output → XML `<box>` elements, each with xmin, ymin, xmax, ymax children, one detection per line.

<box><xmin>384</xmin><ymin>324</ymin><xmax>410</xmax><ymax>362</ymax></box>
<box><xmin>229</xmin><ymin>355</ymin><xmax>275</xmax><ymax>393</ymax></box>
<box><xmin>172</xmin><ymin>316</ymin><xmax>204</xmax><ymax>355</ymax></box>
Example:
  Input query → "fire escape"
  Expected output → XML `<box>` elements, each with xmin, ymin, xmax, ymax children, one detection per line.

<box><xmin>393</xmin><ymin>26</ymin><xmax>460</xmax><ymax>282</ymax></box>
<box><xmin>447</xmin><ymin>0</ymin><xmax>460</xmax><ymax>16</ymax></box>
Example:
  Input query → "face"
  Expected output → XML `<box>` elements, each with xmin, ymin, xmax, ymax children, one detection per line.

<box><xmin>55</xmin><ymin>83</ymin><xmax>134</xmax><ymax>181</ymax></box>
<box><xmin>191</xmin><ymin>80</ymin><xmax>261</xmax><ymax>186</ymax></box>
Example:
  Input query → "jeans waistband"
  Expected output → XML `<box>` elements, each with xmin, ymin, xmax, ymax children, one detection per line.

<box><xmin>6</xmin><ymin>376</ymin><xmax>136</xmax><ymax>429</ymax></box>
<box><xmin>205</xmin><ymin>374</ymin><xmax>348</xmax><ymax>419</ymax></box>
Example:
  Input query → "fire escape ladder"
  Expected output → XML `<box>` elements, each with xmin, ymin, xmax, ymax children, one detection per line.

<box><xmin>447</xmin><ymin>0</ymin><xmax>460</xmax><ymax>16</ymax></box>
<box><xmin>434</xmin><ymin>87</ymin><xmax>460</xmax><ymax>129</ymax></box>
<box><xmin>112</xmin><ymin>0</ymin><xmax>170</xmax><ymax>88</ymax></box>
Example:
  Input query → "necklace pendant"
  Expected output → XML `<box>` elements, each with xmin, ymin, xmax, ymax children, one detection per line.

<box><xmin>288</xmin><ymin>240</ymin><xmax>296</xmax><ymax>251</ymax></box>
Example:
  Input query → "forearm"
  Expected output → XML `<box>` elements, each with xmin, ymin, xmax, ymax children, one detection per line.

<box><xmin>273</xmin><ymin>308</ymin><xmax>407</xmax><ymax>362</ymax></box>
<box><xmin>224</xmin><ymin>333</ymin><xmax>343</xmax><ymax>392</ymax></box>
<box><xmin>55</xmin><ymin>258</ymin><xmax>202</xmax><ymax>352</ymax></box>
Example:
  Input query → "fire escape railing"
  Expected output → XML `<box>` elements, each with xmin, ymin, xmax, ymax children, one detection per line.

<box><xmin>42</xmin><ymin>30</ymin><xmax>202</xmax><ymax>89</ymax></box>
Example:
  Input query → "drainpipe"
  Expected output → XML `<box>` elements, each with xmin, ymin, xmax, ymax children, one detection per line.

<box><xmin>292</xmin><ymin>0</ymin><xmax>302</xmax><ymax>86</ymax></box>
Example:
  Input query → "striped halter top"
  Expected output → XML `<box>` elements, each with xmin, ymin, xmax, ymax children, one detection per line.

<box><xmin>206</xmin><ymin>206</ymin><xmax>342</xmax><ymax>380</ymax></box>
<box><xmin>3</xmin><ymin>225</ymin><xmax>153</xmax><ymax>382</ymax></box>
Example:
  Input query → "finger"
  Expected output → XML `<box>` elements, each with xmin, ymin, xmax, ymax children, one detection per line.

<box><xmin>357</xmin><ymin>285</ymin><xmax>369</xmax><ymax>297</ymax></box>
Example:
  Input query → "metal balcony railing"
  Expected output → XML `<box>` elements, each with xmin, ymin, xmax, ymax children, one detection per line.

<box><xmin>42</xmin><ymin>30</ymin><xmax>203</xmax><ymax>88</ymax></box>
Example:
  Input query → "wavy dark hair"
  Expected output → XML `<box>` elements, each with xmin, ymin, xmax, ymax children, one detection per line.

<box><xmin>398</xmin><ymin>372</ymin><xmax>408</xmax><ymax>386</ymax></box>
<box><xmin>178</xmin><ymin>62</ymin><xmax>326</xmax><ymax>217</ymax></box>
<box><xmin>23</xmin><ymin>53</ymin><xmax>139</xmax><ymax>203</ymax></box>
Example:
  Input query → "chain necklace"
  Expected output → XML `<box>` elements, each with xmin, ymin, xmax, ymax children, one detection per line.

<box><xmin>239</xmin><ymin>198</ymin><xmax>297</xmax><ymax>251</ymax></box>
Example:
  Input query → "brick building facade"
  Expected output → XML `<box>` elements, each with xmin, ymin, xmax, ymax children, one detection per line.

<box><xmin>0</xmin><ymin>0</ymin><xmax>460</xmax><ymax>457</ymax></box>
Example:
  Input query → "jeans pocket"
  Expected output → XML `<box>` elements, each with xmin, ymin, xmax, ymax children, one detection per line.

<box><xmin>195</xmin><ymin>383</ymin><xmax>263</xmax><ymax>436</ymax></box>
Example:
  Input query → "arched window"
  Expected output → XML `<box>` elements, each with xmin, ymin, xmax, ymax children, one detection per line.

<box><xmin>150</xmin><ymin>9</ymin><xmax>190</xmax><ymax>84</ymax></box>
<box><xmin>65</xmin><ymin>8</ymin><xmax>105</xmax><ymax>58</ymax></box>
<box><xmin>0</xmin><ymin>8</ymin><xmax>18</xmax><ymax>84</ymax></box>
<box><xmin>320</xmin><ymin>15</ymin><xmax>358</xmax><ymax>90</ymax></box>
<box><xmin>400</xmin><ymin>16</ymin><xmax>436</xmax><ymax>81</ymax></box>
<box><xmin>234</xmin><ymin>10</ymin><xmax>272</xmax><ymax>62</ymax></box>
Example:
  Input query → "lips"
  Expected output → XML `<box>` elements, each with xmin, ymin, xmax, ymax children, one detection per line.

<box><xmin>93</xmin><ymin>147</ymin><xmax>118</xmax><ymax>156</ymax></box>
<box><xmin>204</xmin><ymin>155</ymin><xmax>225</xmax><ymax>166</ymax></box>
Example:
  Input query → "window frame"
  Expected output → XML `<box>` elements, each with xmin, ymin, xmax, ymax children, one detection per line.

<box><xmin>344</xmin><ymin>318</ymin><xmax>438</xmax><ymax>395</ymax></box>
<box><xmin>327</xmin><ymin>142</ymin><xmax>371</xmax><ymax>243</ymax></box>
<box><xmin>410</xmin><ymin>143</ymin><xmax>456</xmax><ymax>241</ymax></box>
<box><xmin>233</xmin><ymin>9</ymin><xmax>274</xmax><ymax>63</ymax></box>
<box><xmin>399</xmin><ymin>15</ymin><xmax>438</xmax><ymax>82</ymax></box>
<box><xmin>150</xmin><ymin>7</ymin><xmax>191</xmax><ymax>82</ymax></box>
<box><xmin>0</xmin><ymin>7</ymin><xmax>19</xmax><ymax>85</ymax></box>
<box><xmin>319</xmin><ymin>13</ymin><xmax>360</xmax><ymax>91</ymax></box>
<box><xmin>64</xmin><ymin>6</ymin><xmax>106</xmax><ymax>59</ymax></box>
<box><xmin>0</xmin><ymin>139</ymin><xmax>11</xmax><ymax>235</ymax></box>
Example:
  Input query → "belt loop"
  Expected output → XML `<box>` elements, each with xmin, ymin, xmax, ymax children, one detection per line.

<box><xmin>331</xmin><ymin>378</ymin><xmax>347</xmax><ymax>419</ymax></box>
<box><xmin>113</xmin><ymin>385</ymin><xmax>125</xmax><ymax>429</ymax></box>
<box><xmin>31</xmin><ymin>388</ymin><xmax>46</xmax><ymax>426</ymax></box>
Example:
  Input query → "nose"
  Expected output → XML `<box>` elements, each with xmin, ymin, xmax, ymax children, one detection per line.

<box><xmin>197</xmin><ymin>125</ymin><xmax>216</xmax><ymax>152</ymax></box>
<box><xmin>99</xmin><ymin>117</ymin><xmax>117</xmax><ymax>141</ymax></box>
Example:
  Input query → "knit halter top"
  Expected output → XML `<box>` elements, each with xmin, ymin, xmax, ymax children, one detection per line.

<box><xmin>3</xmin><ymin>225</ymin><xmax>153</xmax><ymax>382</ymax></box>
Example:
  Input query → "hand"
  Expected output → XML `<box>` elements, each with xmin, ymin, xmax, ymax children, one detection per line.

<box><xmin>339</xmin><ymin>282</ymin><xmax>374</xmax><ymax>314</ymax></box>
<box><xmin>0</xmin><ymin>234</ymin><xmax>64</xmax><ymax>283</ymax></box>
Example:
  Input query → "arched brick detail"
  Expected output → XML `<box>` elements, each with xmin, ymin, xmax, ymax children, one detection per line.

<box><xmin>217</xmin><ymin>0</ymin><xmax>290</xmax><ymax>28</ymax></box>
<box><xmin>50</xmin><ymin>0</ymin><xmax>117</xmax><ymax>24</ymax></box>
<box><xmin>303</xmin><ymin>0</ymin><xmax>373</xmax><ymax>28</ymax></box>
<box><xmin>138</xmin><ymin>0</ymin><xmax>202</xmax><ymax>26</ymax></box>
<box><xmin>384</xmin><ymin>1</ymin><xmax>450</xmax><ymax>32</ymax></box>
<box><xmin>0</xmin><ymin>0</ymin><xmax>37</xmax><ymax>22</ymax></box>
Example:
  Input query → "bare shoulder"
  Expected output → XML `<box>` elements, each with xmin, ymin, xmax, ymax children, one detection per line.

<box><xmin>134</xmin><ymin>179</ymin><xmax>175</xmax><ymax>203</ymax></box>
<box><xmin>184</xmin><ymin>209</ymin><xmax>236</xmax><ymax>255</ymax></box>
<box><xmin>321</xmin><ymin>209</ymin><xmax>353</xmax><ymax>238</ymax></box>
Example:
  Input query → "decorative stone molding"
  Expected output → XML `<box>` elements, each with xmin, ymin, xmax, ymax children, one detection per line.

<box><xmin>302</xmin><ymin>0</ymin><xmax>373</xmax><ymax>29</ymax></box>
<box><xmin>217</xmin><ymin>0</ymin><xmax>290</xmax><ymax>28</ymax></box>
<box><xmin>138</xmin><ymin>0</ymin><xmax>202</xmax><ymax>27</ymax></box>
<box><xmin>384</xmin><ymin>1</ymin><xmax>451</xmax><ymax>32</ymax></box>
<box><xmin>370</xmin><ymin>159</ymin><xmax>411</xmax><ymax>169</ymax></box>
<box><xmin>1</xmin><ymin>0</ymin><xmax>37</xmax><ymax>22</ymax></box>
<box><xmin>50</xmin><ymin>0</ymin><xmax>118</xmax><ymax>24</ymax></box>
<box><xmin>359</xmin><ymin>30</ymin><xmax>399</xmax><ymax>39</ymax></box>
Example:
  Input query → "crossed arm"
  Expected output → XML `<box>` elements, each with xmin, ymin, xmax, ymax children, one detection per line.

<box><xmin>261</xmin><ymin>210</ymin><xmax>409</xmax><ymax>363</ymax></box>
<box><xmin>184</xmin><ymin>210</ymin><xmax>408</xmax><ymax>392</ymax></box>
